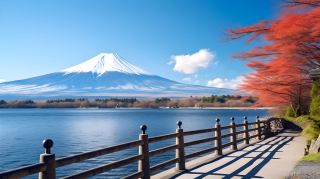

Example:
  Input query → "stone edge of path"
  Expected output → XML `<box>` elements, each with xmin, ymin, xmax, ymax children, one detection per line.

<box><xmin>151</xmin><ymin>139</ymin><xmax>261</xmax><ymax>179</ymax></box>
<box><xmin>285</xmin><ymin>160</ymin><xmax>320</xmax><ymax>179</ymax></box>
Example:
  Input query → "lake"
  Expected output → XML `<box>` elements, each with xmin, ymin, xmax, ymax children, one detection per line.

<box><xmin>0</xmin><ymin>108</ymin><xmax>269</xmax><ymax>178</ymax></box>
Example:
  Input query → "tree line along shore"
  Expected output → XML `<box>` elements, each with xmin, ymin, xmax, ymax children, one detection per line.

<box><xmin>0</xmin><ymin>94</ymin><xmax>259</xmax><ymax>108</ymax></box>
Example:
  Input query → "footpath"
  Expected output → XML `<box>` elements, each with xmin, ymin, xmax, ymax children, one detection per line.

<box><xmin>153</xmin><ymin>122</ymin><xmax>308</xmax><ymax>179</ymax></box>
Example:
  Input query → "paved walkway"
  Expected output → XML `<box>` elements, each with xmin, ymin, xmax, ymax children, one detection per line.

<box><xmin>154</xmin><ymin>122</ymin><xmax>307</xmax><ymax>179</ymax></box>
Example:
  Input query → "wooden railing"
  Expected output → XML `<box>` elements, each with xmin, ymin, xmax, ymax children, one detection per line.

<box><xmin>0</xmin><ymin>116</ymin><xmax>265</xmax><ymax>179</ymax></box>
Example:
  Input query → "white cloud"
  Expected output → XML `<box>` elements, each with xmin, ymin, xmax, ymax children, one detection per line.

<box><xmin>182</xmin><ymin>77</ymin><xmax>191</xmax><ymax>81</ymax></box>
<box><xmin>214</xmin><ymin>61</ymin><xmax>219</xmax><ymax>65</ymax></box>
<box><xmin>195</xmin><ymin>80</ymin><xmax>199</xmax><ymax>84</ymax></box>
<box><xmin>171</xmin><ymin>49</ymin><xmax>217</xmax><ymax>74</ymax></box>
<box><xmin>167</xmin><ymin>61</ymin><xmax>174</xmax><ymax>65</ymax></box>
<box><xmin>207</xmin><ymin>76</ymin><xmax>244</xmax><ymax>89</ymax></box>
<box><xmin>0</xmin><ymin>79</ymin><xmax>5</xmax><ymax>83</ymax></box>
<box><xmin>194</xmin><ymin>74</ymin><xmax>198</xmax><ymax>78</ymax></box>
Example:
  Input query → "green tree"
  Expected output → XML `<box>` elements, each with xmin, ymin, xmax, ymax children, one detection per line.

<box><xmin>0</xmin><ymin>100</ymin><xmax>6</xmax><ymax>105</ymax></box>
<box><xmin>310</xmin><ymin>80</ymin><xmax>320</xmax><ymax>116</ymax></box>
<box><xmin>286</xmin><ymin>106</ymin><xmax>295</xmax><ymax>117</ymax></box>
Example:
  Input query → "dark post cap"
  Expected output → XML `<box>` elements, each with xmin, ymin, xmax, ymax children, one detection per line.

<box><xmin>177</xmin><ymin>121</ymin><xmax>182</xmax><ymax>129</ymax></box>
<box><xmin>256</xmin><ymin>116</ymin><xmax>259</xmax><ymax>118</ymax></box>
<box><xmin>216</xmin><ymin>118</ymin><xmax>220</xmax><ymax>124</ymax></box>
<box><xmin>244</xmin><ymin>116</ymin><xmax>247</xmax><ymax>121</ymax></box>
<box><xmin>42</xmin><ymin>139</ymin><xmax>53</xmax><ymax>154</ymax></box>
<box><xmin>140</xmin><ymin>125</ymin><xmax>147</xmax><ymax>134</ymax></box>
<box><xmin>231</xmin><ymin>117</ymin><xmax>234</xmax><ymax>121</ymax></box>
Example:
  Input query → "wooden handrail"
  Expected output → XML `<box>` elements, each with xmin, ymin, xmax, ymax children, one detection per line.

<box><xmin>122</xmin><ymin>171</ymin><xmax>144</xmax><ymax>179</ymax></box>
<box><xmin>150</xmin><ymin>158</ymin><xmax>180</xmax><ymax>173</ymax></box>
<box><xmin>148</xmin><ymin>133</ymin><xmax>179</xmax><ymax>143</ymax></box>
<box><xmin>0</xmin><ymin>163</ymin><xmax>47</xmax><ymax>179</ymax></box>
<box><xmin>221</xmin><ymin>142</ymin><xmax>233</xmax><ymax>148</ymax></box>
<box><xmin>235</xmin><ymin>130</ymin><xmax>246</xmax><ymax>135</ymax></box>
<box><xmin>247</xmin><ymin>128</ymin><xmax>258</xmax><ymax>132</ymax></box>
<box><xmin>55</xmin><ymin>140</ymin><xmax>143</xmax><ymax>168</ymax></box>
<box><xmin>149</xmin><ymin>144</ymin><xmax>180</xmax><ymax>157</ymax></box>
<box><xmin>184</xmin><ymin>137</ymin><xmax>218</xmax><ymax>147</ymax></box>
<box><xmin>221</xmin><ymin>133</ymin><xmax>233</xmax><ymax>138</ymax></box>
<box><xmin>61</xmin><ymin>154</ymin><xmax>144</xmax><ymax>179</ymax></box>
<box><xmin>236</xmin><ymin>138</ymin><xmax>246</xmax><ymax>143</ymax></box>
<box><xmin>249</xmin><ymin>134</ymin><xmax>259</xmax><ymax>139</ymax></box>
<box><xmin>248</xmin><ymin>122</ymin><xmax>259</xmax><ymax>125</ymax></box>
<box><xmin>183</xmin><ymin>127</ymin><xmax>217</xmax><ymax>136</ymax></box>
<box><xmin>220</xmin><ymin>126</ymin><xmax>232</xmax><ymax>130</ymax></box>
<box><xmin>185</xmin><ymin>147</ymin><xmax>218</xmax><ymax>160</ymax></box>
<box><xmin>1</xmin><ymin>116</ymin><xmax>269</xmax><ymax>179</ymax></box>
<box><xmin>234</xmin><ymin>123</ymin><xmax>246</xmax><ymax>127</ymax></box>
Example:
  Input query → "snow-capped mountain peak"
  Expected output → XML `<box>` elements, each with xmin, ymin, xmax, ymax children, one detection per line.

<box><xmin>60</xmin><ymin>53</ymin><xmax>153</xmax><ymax>76</ymax></box>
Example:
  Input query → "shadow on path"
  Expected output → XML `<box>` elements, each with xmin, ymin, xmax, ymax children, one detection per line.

<box><xmin>283</xmin><ymin>121</ymin><xmax>302</xmax><ymax>133</ymax></box>
<box><xmin>171</xmin><ymin>136</ymin><xmax>295</xmax><ymax>179</ymax></box>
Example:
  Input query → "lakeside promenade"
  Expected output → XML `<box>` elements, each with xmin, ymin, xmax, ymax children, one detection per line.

<box><xmin>154</xmin><ymin>121</ymin><xmax>306</xmax><ymax>179</ymax></box>
<box><xmin>0</xmin><ymin>117</ymin><xmax>306</xmax><ymax>179</ymax></box>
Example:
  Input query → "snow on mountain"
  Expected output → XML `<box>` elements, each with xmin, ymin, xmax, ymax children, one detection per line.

<box><xmin>60</xmin><ymin>53</ymin><xmax>153</xmax><ymax>76</ymax></box>
<box><xmin>0</xmin><ymin>53</ymin><xmax>235</xmax><ymax>99</ymax></box>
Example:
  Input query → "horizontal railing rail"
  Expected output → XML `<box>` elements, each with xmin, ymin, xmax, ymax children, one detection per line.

<box><xmin>185</xmin><ymin>147</ymin><xmax>218</xmax><ymax>160</ymax></box>
<box><xmin>0</xmin><ymin>163</ymin><xmax>46</xmax><ymax>179</ymax></box>
<box><xmin>148</xmin><ymin>133</ymin><xmax>179</xmax><ymax>143</ymax></box>
<box><xmin>61</xmin><ymin>155</ymin><xmax>144</xmax><ymax>179</ymax></box>
<box><xmin>0</xmin><ymin>116</ymin><xmax>268</xmax><ymax>179</ymax></box>
<box><xmin>55</xmin><ymin>140</ymin><xmax>143</xmax><ymax>168</ymax></box>
<box><xmin>150</xmin><ymin>158</ymin><xmax>180</xmax><ymax>173</ymax></box>
<box><xmin>183</xmin><ymin>127</ymin><xmax>217</xmax><ymax>136</ymax></box>
<box><xmin>184</xmin><ymin>136</ymin><xmax>218</xmax><ymax>147</ymax></box>
<box><xmin>149</xmin><ymin>144</ymin><xmax>179</xmax><ymax>157</ymax></box>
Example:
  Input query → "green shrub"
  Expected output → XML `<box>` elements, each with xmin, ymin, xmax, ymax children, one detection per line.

<box><xmin>286</xmin><ymin>106</ymin><xmax>295</xmax><ymax>117</ymax></box>
<box><xmin>299</xmin><ymin>152</ymin><xmax>320</xmax><ymax>162</ymax></box>
<box><xmin>310</xmin><ymin>80</ymin><xmax>320</xmax><ymax>116</ymax></box>
<box><xmin>302</xmin><ymin>121</ymin><xmax>320</xmax><ymax>140</ymax></box>
<box><xmin>296</xmin><ymin>115</ymin><xmax>311</xmax><ymax>126</ymax></box>
<box><xmin>307</xmin><ymin>139</ymin><xmax>311</xmax><ymax>146</ymax></box>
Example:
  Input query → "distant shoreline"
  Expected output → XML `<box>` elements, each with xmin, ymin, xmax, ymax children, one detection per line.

<box><xmin>0</xmin><ymin>107</ymin><xmax>272</xmax><ymax>109</ymax></box>
<box><xmin>160</xmin><ymin>107</ymin><xmax>273</xmax><ymax>109</ymax></box>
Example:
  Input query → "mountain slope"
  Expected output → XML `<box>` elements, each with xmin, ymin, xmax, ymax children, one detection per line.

<box><xmin>0</xmin><ymin>53</ymin><xmax>234</xmax><ymax>99</ymax></box>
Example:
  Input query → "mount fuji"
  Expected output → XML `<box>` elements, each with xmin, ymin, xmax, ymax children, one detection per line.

<box><xmin>0</xmin><ymin>53</ymin><xmax>234</xmax><ymax>100</ymax></box>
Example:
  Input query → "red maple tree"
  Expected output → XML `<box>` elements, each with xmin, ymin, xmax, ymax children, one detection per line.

<box><xmin>226</xmin><ymin>0</ymin><xmax>320</xmax><ymax>115</ymax></box>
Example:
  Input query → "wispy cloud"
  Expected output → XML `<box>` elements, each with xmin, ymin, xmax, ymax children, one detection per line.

<box><xmin>0</xmin><ymin>79</ymin><xmax>5</xmax><ymax>83</ymax></box>
<box><xmin>207</xmin><ymin>76</ymin><xmax>244</xmax><ymax>89</ymax></box>
<box><xmin>195</xmin><ymin>80</ymin><xmax>199</xmax><ymax>84</ymax></box>
<box><xmin>170</xmin><ymin>49</ymin><xmax>217</xmax><ymax>74</ymax></box>
<box><xmin>167</xmin><ymin>61</ymin><xmax>174</xmax><ymax>65</ymax></box>
<box><xmin>0</xmin><ymin>84</ymin><xmax>67</xmax><ymax>94</ymax></box>
<box><xmin>194</xmin><ymin>74</ymin><xmax>198</xmax><ymax>78</ymax></box>
<box><xmin>182</xmin><ymin>77</ymin><xmax>191</xmax><ymax>81</ymax></box>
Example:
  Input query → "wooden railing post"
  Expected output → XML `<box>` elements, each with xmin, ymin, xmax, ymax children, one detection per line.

<box><xmin>256</xmin><ymin>116</ymin><xmax>262</xmax><ymax>140</ymax></box>
<box><xmin>176</xmin><ymin>121</ymin><xmax>186</xmax><ymax>171</ymax></box>
<box><xmin>39</xmin><ymin>139</ymin><xmax>56</xmax><ymax>179</ymax></box>
<box><xmin>215</xmin><ymin>118</ymin><xmax>222</xmax><ymax>155</ymax></box>
<box><xmin>138</xmin><ymin>125</ymin><xmax>150</xmax><ymax>179</ymax></box>
<box><xmin>230</xmin><ymin>117</ymin><xmax>237</xmax><ymax>150</ymax></box>
<box><xmin>244</xmin><ymin>117</ymin><xmax>249</xmax><ymax>145</ymax></box>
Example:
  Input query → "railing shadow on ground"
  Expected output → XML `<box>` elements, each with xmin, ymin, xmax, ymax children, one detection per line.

<box><xmin>171</xmin><ymin>136</ymin><xmax>295</xmax><ymax>179</ymax></box>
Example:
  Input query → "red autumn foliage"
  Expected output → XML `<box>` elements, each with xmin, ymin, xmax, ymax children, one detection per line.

<box><xmin>225</xmin><ymin>0</ymin><xmax>320</xmax><ymax>115</ymax></box>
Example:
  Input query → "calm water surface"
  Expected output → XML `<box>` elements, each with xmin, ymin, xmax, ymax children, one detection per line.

<box><xmin>0</xmin><ymin>108</ymin><xmax>269</xmax><ymax>178</ymax></box>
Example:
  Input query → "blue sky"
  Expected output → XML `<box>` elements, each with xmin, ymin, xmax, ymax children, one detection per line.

<box><xmin>0</xmin><ymin>0</ymin><xmax>282</xmax><ymax>89</ymax></box>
